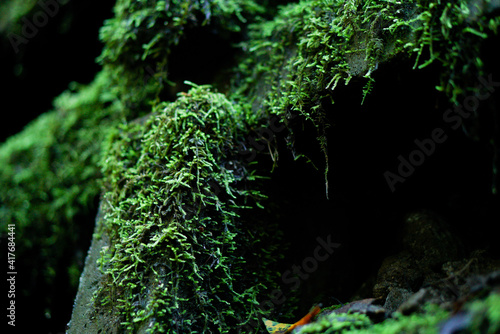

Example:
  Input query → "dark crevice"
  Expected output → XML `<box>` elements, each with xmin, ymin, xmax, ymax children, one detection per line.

<box><xmin>253</xmin><ymin>57</ymin><xmax>500</xmax><ymax>317</ymax></box>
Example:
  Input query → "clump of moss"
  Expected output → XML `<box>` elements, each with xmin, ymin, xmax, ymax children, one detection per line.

<box><xmin>239</xmin><ymin>0</ymin><xmax>500</xmax><ymax>121</ymax></box>
<box><xmin>236</xmin><ymin>0</ymin><xmax>422</xmax><ymax>119</ymax></box>
<box><xmin>0</xmin><ymin>70</ymin><xmax>122</xmax><ymax>319</ymax></box>
<box><xmin>98</xmin><ymin>0</ymin><xmax>266</xmax><ymax>113</ymax></box>
<box><xmin>96</xmin><ymin>83</ymin><xmax>279</xmax><ymax>333</ymax></box>
<box><xmin>297</xmin><ymin>312</ymin><xmax>373</xmax><ymax>333</ymax></box>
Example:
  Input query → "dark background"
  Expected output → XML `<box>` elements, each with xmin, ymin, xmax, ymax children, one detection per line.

<box><xmin>0</xmin><ymin>0</ymin><xmax>115</xmax><ymax>143</ymax></box>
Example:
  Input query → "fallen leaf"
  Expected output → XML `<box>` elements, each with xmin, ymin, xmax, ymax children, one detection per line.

<box><xmin>263</xmin><ymin>318</ymin><xmax>292</xmax><ymax>334</ymax></box>
<box><xmin>263</xmin><ymin>305</ymin><xmax>321</xmax><ymax>334</ymax></box>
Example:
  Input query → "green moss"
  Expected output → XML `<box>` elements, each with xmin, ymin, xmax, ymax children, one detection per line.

<box><xmin>0</xmin><ymin>70</ymin><xmax>122</xmax><ymax>315</ymax></box>
<box><xmin>96</xmin><ymin>83</ymin><xmax>278</xmax><ymax>333</ymax></box>
<box><xmin>239</xmin><ymin>0</ymin><xmax>500</xmax><ymax>117</ymax></box>
<box><xmin>296</xmin><ymin>312</ymin><xmax>373</xmax><ymax>333</ymax></box>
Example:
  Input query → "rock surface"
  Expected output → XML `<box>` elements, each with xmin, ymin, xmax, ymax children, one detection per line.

<box><xmin>67</xmin><ymin>205</ymin><xmax>120</xmax><ymax>334</ymax></box>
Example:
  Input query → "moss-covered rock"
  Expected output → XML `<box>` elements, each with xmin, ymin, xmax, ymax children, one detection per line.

<box><xmin>2</xmin><ymin>0</ymin><xmax>500</xmax><ymax>332</ymax></box>
<box><xmin>86</xmin><ymin>84</ymin><xmax>278</xmax><ymax>333</ymax></box>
